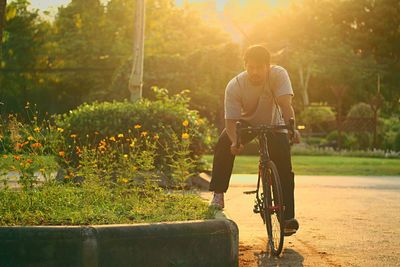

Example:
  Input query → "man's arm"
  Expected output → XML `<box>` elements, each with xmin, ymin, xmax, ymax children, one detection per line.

<box><xmin>225</xmin><ymin>119</ymin><xmax>244</xmax><ymax>155</ymax></box>
<box><xmin>276</xmin><ymin>94</ymin><xmax>301</xmax><ymax>143</ymax></box>
<box><xmin>225</xmin><ymin>119</ymin><xmax>237</xmax><ymax>144</ymax></box>
<box><xmin>276</xmin><ymin>95</ymin><xmax>295</xmax><ymax>124</ymax></box>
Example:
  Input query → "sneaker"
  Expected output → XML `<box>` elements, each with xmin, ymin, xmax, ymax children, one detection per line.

<box><xmin>210</xmin><ymin>192</ymin><xmax>224</xmax><ymax>209</ymax></box>
<box><xmin>284</xmin><ymin>218</ymin><xmax>299</xmax><ymax>236</ymax></box>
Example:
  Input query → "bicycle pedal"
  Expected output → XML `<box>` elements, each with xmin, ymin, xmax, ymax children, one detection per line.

<box><xmin>243</xmin><ymin>190</ymin><xmax>257</xmax><ymax>195</ymax></box>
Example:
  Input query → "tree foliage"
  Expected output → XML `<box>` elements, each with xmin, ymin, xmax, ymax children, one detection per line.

<box><xmin>0</xmin><ymin>0</ymin><xmax>398</xmax><ymax>126</ymax></box>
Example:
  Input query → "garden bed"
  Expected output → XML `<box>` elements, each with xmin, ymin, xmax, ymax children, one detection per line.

<box><xmin>0</xmin><ymin>182</ymin><xmax>214</xmax><ymax>226</ymax></box>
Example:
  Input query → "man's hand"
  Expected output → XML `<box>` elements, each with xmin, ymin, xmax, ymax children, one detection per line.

<box><xmin>290</xmin><ymin>130</ymin><xmax>301</xmax><ymax>144</ymax></box>
<box><xmin>230</xmin><ymin>143</ymin><xmax>244</xmax><ymax>155</ymax></box>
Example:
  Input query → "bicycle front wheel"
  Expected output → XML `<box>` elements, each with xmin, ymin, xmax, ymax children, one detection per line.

<box><xmin>261</xmin><ymin>160</ymin><xmax>285</xmax><ymax>256</ymax></box>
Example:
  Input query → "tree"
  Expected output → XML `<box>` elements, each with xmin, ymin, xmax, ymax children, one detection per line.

<box><xmin>1</xmin><ymin>0</ymin><xmax>239</xmax><ymax>127</ymax></box>
<box><xmin>248</xmin><ymin>0</ymin><xmax>378</xmax><ymax>111</ymax></box>
<box><xmin>105</xmin><ymin>0</ymin><xmax>235</xmax><ymax>123</ymax></box>
<box><xmin>0</xmin><ymin>0</ymin><xmax>6</xmax><ymax>61</ymax></box>
<box><xmin>0</xmin><ymin>0</ymin><xmax>50</xmax><ymax>113</ymax></box>
<box><xmin>52</xmin><ymin>0</ymin><xmax>112</xmax><ymax>109</ymax></box>
<box><xmin>333</xmin><ymin>0</ymin><xmax>400</xmax><ymax>115</ymax></box>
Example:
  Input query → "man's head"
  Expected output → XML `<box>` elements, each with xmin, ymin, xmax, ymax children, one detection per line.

<box><xmin>244</xmin><ymin>45</ymin><xmax>270</xmax><ymax>85</ymax></box>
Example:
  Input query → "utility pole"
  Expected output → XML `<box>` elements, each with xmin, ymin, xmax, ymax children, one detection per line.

<box><xmin>129</xmin><ymin>0</ymin><xmax>145</xmax><ymax>102</ymax></box>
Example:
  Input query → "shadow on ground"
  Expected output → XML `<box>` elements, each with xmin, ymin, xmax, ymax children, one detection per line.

<box><xmin>255</xmin><ymin>247</ymin><xmax>304</xmax><ymax>267</ymax></box>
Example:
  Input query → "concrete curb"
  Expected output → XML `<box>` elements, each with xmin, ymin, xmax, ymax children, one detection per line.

<box><xmin>0</xmin><ymin>221</ymin><xmax>238</xmax><ymax>267</ymax></box>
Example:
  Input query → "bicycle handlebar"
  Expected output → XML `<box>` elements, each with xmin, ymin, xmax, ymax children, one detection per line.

<box><xmin>235</xmin><ymin>118</ymin><xmax>295</xmax><ymax>148</ymax></box>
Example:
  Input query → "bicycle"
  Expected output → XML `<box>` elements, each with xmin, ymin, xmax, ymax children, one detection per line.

<box><xmin>235</xmin><ymin>118</ymin><xmax>295</xmax><ymax>256</ymax></box>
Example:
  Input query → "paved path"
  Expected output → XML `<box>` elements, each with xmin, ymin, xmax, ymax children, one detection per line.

<box><xmin>0</xmin><ymin>171</ymin><xmax>56</xmax><ymax>189</ymax></box>
<box><xmin>202</xmin><ymin>175</ymin><xmax>400</xmax><ymax>266</ymax></box>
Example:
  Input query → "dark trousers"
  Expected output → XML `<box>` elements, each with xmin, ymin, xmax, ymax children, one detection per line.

<box><xmin>209</xmin><ymin>121</ymin><xmax>295</xmax><ymax>220</ymax></box>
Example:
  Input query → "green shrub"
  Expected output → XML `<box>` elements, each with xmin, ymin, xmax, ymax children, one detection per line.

<box><xmin>298</xmin><ymin>104</ymin><xmax>336</xmax><ymax>133</ymax></box>
<box><xmin>382</xmin><ymin>116</ymin><xmax>400</xmax><ymax>151</ymax></box>
<box><xmin>347</xmin><ymin>102</ymin><xmax>374</xmax><ymax>118</ymax></box>
<box><xmin>303</xmin><ymin>136</ymin><xmax>325</xmax><ymax>146</ymax></box>
<box><xmin>55</xmin><ymin>87</ymin><xmax>216</xmax><ymax>176</ymax></box>
<box><xmin>299</xmin><ymin>104</ymin><xmax>336</xmax><ymax>126</ymax></box>
<box><xmin>324</xmin><ymin>130</ymin><xmax>358</xmax><ymax>150</ymax></box>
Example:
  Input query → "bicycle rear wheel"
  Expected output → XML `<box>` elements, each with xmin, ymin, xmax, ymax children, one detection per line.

<box><xmin>261</xmin><ymin>160</ymin><xmax>285</xmax><ymax>256</ymax></box>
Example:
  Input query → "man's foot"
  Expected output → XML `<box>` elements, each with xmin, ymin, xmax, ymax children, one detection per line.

<box><xmin>284</xmin><ymin>218</ymin><xmax>299</xmax><ymax>236</ymax></box>
<box><xmin>210</xmin><ymin>192</ymin><xmax>224</xmax><ymax>209</ymax></box>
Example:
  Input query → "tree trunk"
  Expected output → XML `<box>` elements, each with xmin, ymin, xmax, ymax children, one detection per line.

<box><xmin>331</xmin><ymin>85</ymin><xmax>347</xmax><ymax>151</ymax></box>
<box><xmin>298</xmin><ymin>65</ymin><xmax>311</xmax><ymax>107</ymax></box>
<box><xmin>128</xmin><ymin>0</ymin><xmax>145</xmax><ymax>102</ymax></box>
<box><xmin>0</xmin><ymin>0</ymin><xmax>6</xmax><ymax>62</ymax></box>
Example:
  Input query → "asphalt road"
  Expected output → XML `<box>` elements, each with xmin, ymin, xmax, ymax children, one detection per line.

<box><xmin>202</xmin><ymin>174</ymin><xmax>400</xmax><ymax>267</ymax></box>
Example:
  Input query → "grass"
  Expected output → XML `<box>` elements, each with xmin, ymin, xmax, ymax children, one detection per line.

<box><xmin>0</xmin><ymin>183</ymin><xmax>215</xmax><ymax>226</ymax></box>
<box><xmin>203</xmin><ymin>154</ymin><xmax>400</xmax><ymax>176</ymax></box>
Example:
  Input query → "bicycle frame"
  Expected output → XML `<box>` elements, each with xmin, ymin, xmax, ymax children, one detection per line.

<box><xmin>236</xmin><ymin>120</ymin><xmax>294</xmax><ymax>217</ymax></box>
<box><xmin>254</xmin><ymin>132</ymin><xmax>270</xmax><ymax>217</ymax></box>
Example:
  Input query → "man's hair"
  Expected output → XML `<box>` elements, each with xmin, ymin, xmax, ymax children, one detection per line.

<box><xmin>244</xmin><ymin>45</ymin><xmax>270</xmax><ymax>65</ymax></box>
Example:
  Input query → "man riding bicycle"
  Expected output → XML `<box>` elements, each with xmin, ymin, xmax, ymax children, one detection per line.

<box><xmin>209</xmin><ymin>44</ymin><xmax>301</xmax><ymax>235</ymax></box>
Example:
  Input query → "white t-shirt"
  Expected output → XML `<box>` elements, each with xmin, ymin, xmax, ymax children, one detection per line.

<box><xmin>224</xmin><ymin>65</ymin><xmax>294</xmax><ymax>127</ymax></box>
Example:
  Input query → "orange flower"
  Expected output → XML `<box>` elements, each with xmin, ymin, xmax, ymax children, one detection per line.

<box><xmin>182</xmin><ymin>120</ymin><xmax>189</xmax><ymax>127</ymax></box>
<box><xmin>98</xmin><ymin>140</ymin><xmax>107</xmax><ymax>150</ymax></box>
<box><xmin>26</xmin><ymin>159</ymin><xmax>33</xmax><ymax>164</ymax></box>
<box><xmin>141</xmin><ymin>131</ymin><xmax>148</xmax><ymax>137</ymax></box>
<box><xmin>70</xmin><ymin>134</ymin><xmax>77</xmax><ymax>139</ymax></box>
<box><xmin>153</xmin><ymin>134</ymin><xmax>159</xmax><ymax>140</ymax></box>
<box><xmin>134</xmin><ymin>124</ymin><xmax>142</xmax><ymax>129</ymax></box>
<box><xmin>59</xmin><ymin>151</ymin><xmax>65</xmax><ymax>157</ymax></box>
<box><xmin>2</xmin><ymin>155</ymin><xmax>8</xmax><ymax>159</ymax></box>
<box><xmin>13</xmin><ymin>155</ymin><xmax>21</xmax><ymax>161</ymax></box>
<box><xmin>31</xmin><ymin>142</ymin><xmax>43</xmax><ymax>149</ymax></box>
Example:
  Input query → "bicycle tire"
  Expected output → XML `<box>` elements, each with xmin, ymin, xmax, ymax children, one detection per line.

<box><xmin>261</xmin><ymin>160</ymin><xmax>285</xmax><ymax>256</ymax></box>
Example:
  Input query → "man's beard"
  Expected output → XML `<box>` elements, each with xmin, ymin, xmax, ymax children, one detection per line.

<box><xmin>248</xmin><ymin>75</ymin><xmax>264</xmax><ymax>85</ymax></box>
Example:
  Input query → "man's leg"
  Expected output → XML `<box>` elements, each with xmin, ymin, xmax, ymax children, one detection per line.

<box><xmin>267</xmin><ymin>132</ymin><xmax>295</xmax><ymax>220</ymax></box>
<box><xmin>209</xmin><ymin>122</ymin><xmax>256</xmax><ymax>193</ymax></box>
